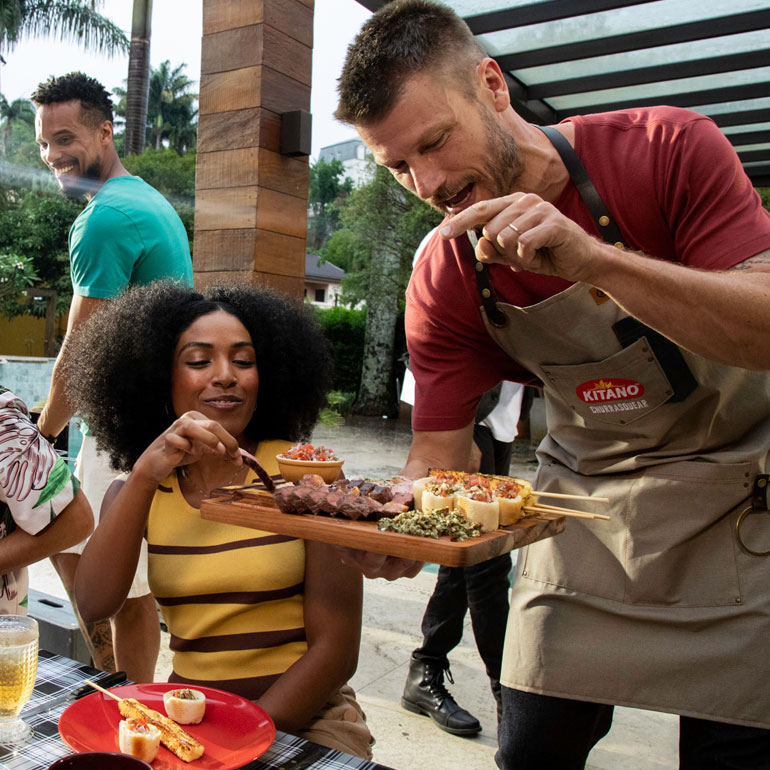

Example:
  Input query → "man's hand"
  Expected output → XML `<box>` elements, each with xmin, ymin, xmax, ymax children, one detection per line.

<box><xmin>336</xmin><ymin>547</ymin><xmax>424</xmax><ymax>580</ymax></box>
<box><xmin>440</xmin><ymin>192</ymin><xmax>613</xmax><ymax>285</ymax></box>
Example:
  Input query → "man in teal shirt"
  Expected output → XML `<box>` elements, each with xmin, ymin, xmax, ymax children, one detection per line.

<box><xmin>33</xmin><ymin>72</ymin><xmax>192</xmax><ymax>682</ymax></box>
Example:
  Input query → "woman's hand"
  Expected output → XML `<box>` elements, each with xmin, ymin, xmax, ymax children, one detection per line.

<box><xmin>132</xmin><ymin>411</ymin><xmax>242</xmax><ymax>485</ymax></box>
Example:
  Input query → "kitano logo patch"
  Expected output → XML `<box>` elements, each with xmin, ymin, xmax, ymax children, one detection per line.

<box><xmin>577</xmin><ymin>378</ymin><xmax>645</xmax><ymax>403</ymax></box>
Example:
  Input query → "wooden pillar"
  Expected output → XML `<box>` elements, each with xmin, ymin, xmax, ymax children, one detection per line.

<box><xmin>194</xmin><ymin>0</ymin><xmax>313</xmax><ymax>297</ymax></box>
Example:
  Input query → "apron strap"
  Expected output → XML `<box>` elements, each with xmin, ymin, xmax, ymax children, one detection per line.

<box><xmin>536</xmin><ymin>125</ymin><xmax>625</xmax><ymax>249</ymax></box>
<box><xmin>468</xmin><ymin>229</ymin><xmax>508</xmax><ymax>327</ymax></box>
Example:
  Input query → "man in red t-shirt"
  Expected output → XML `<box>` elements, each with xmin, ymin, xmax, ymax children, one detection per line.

<box><xmin>335</xmin><ymin>2</ymin><xmax>770</xmax><ymax>768</ymax></box>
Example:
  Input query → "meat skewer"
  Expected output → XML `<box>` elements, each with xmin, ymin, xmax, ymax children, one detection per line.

<box><xmin>238</xmin><ymin>447</ymin><xmax>275</xmax><ymax>491</ymax></box>
<box><xmin>84</xmin><ymin>679</ymin><xmax>205</xmax><ymax>762</ymax></box>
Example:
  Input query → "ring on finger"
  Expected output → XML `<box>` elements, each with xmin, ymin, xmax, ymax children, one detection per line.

<box><xmin>507</xmin><ymin>222</ymin><xmax>521</xmax><ymax>235</ymax></box>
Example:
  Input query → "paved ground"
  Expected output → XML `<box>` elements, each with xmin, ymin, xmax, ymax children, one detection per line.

<box><xmin>29</xmin><ymin>416</ymin><xmax>680</xmax><ymax>769</ymax></box>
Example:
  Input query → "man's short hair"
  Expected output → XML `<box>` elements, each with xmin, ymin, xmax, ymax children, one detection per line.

<box><xmin>335</xmin><ymin>0</ymin><xmax>485</xmax><ymax>126</ymax></box>
<box><xmin>31</xmin><ymin>72</ymin><xmax>114</xmax><ymax>128</ymax></box>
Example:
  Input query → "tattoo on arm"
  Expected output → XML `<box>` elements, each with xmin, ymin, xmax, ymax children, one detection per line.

<box><xmin>729</xmin><ymin>250</ymin><xmax>770</xmax><ymax>271</ymax></box>
<box><xmin>85</xmin><ymin>619</ymin><xmax>116</xmax><ymax>673</ymax></box>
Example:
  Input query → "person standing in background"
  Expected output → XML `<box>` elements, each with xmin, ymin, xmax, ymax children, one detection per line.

<box><xmin>400</xmin><ymin>376</ymin><xmax>523</xmax><ymax>736</ymax></box>
<box><xmin>399</xmin><ymin>228</ymin><xmax>524</xmax><ymax>736</ymax></box>
<box><xmin>32</xmin><ymin>72</ymin><xmax>193</xmax><ymax>682</ymax></box>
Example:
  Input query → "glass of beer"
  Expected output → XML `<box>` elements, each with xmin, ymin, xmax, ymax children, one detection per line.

<box><xmin>0</xmin><ymin>615</ymin><xmax>39</xmax><ymax>746</ymax></box>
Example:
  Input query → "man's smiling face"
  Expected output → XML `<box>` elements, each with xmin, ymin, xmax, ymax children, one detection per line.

<box><xmin>357</xmin><ymin>71</ymin><xmax>523</xmax><ymax>215</ymax></box>
<box><xmin>35</xmin><ymin>100</ymin><xmax>108</xmax><ymax>199</ymax></box>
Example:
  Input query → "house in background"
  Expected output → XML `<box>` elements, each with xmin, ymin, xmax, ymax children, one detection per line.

<box><xmin>318</xmin><ymin>138</ymin><xmax>373</xmax><ymax>188</ymax></box>
<box><xmin>305</xmin><ymin>253</ymin><xmax>345</xmax><ymax>307</ymax></box>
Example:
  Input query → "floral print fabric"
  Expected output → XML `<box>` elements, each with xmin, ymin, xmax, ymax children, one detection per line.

<box><xmin>0</xmin><ymin>387</ymin><xmax>79</xmax><ymax>613</ymax></box>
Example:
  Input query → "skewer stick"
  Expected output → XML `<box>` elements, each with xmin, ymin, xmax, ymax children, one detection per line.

<box><xmin>523</xmin><ymin>505</ymin><xmax>611</xmax><ymax>521</ymax></box>
<box><xmin>531</xmin><ymin>491</ymin><xmax>610</xmax><ymax>503</ymax></box>
<box><xmin>84</xmin><ymin>678</ymin><xmax>122</xmax><ymax>701</ymax></box>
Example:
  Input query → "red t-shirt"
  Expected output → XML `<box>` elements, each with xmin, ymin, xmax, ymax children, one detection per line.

<box><xmin>406</xmin><ymin>106</ymin><xmax>770</xmax><ymax>432</ymax></box>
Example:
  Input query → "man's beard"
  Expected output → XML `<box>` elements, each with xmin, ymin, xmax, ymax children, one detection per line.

<box><xmin>427</xmin><ymin>108</ymin><xmax>523</xmax><ymax>213</ymax></box>
<box><xmin>59</xmin><ymin>161</ymin><xmax>103</xmax><ymax>200</ymax></box>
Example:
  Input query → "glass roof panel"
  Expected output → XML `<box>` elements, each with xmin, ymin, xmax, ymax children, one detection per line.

<box><xmin>503</xmin><ymin>30</ymin><xmax>770</xmax><ymax>85</ymax></box>
<box><xmin>545</xmin><ymin>66</ymin><xmax>770</xmax><ymax>111</ymax></box>
<box><xmin>734</xmin><ymin>143</ymin><xmax>770</xmax><ymax>152</ymax></box>
<box><xmin>478</xmin><ymin>0</ymin><xmax>767</xmax><ymax>56</ymax></box>
<box><xmin>689</xmin><ymin>96</ymin><xmax>770</xmax><ymax>116</ymax></box>
<box><xmin>722</xmin><ymin>122</ymin><xmax>770</xmax><ymax>135</ymax></box>
<box><xmin>450</xmin><ymin>0</ymin><xmax>537</xmax><ymax>15</ymax></box>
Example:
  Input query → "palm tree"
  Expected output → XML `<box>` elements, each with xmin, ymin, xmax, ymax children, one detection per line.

<box><xmin>0</xmin><ymin>0</ymin><xmax>128</xmax><ymax>56</ymax></box>
<box><xmin>0</xmin><ymin>95</ymin><xmax>34</xmax><ymax>156</ymax></box>
<box><xmin>113</xmin><ymin>60</ymin><xmax>197</xmax><ymax>156</ymax></box>
<box><xmin>124</xmin><ymin>0</ymin><xmax>152</xmax><ymax>156</ymax></box>
<box><xmin>147</xmin><ymin>60</ymin><xmax>196</xmax><ymax>153</ymax></box>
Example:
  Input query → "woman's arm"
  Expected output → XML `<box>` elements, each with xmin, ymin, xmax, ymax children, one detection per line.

<box><xmin>256</xmin><ymin>540</ymin><xmax>364</xmax><ymax>734</ymax></box>
<box><xmin>75</xmin><ymin>411</ymin><xmax>242</xmax><ymax>622</ymax></box>
<box><xmin>0</xmin><ymin>489</ymin><xmax>93</xmax><ymax>573</ymax></box>
<box><xmin>74</xmin><ymin>473</ymin><xmax>155</xmax><ymax>622</ymax></box>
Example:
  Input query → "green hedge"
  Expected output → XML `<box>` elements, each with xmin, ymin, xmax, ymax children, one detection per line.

<box><xmin>315</xmin><ymin>305</ymin><xmax>408</xmax><ymax>403</ymax></box>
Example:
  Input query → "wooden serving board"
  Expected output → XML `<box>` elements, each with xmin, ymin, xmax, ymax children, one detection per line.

<box><xmin>200</xmin><ymin>494</ymin><xmax>566</xmax><ymax>567</ymax></box>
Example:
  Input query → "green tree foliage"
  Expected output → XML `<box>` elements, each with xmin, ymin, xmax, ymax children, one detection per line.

<box><xmin>322</xmin><ymin>163</ymin><xmax>441</xmax><ymax>415</ymax></box>
<box><xmin>114</xmin><ymin>60</ymin><xmax>197</xmax><ymax>155</ymax></box>
<box><xmin>0</xmin><ymin>187</ymin><xmax>83</xmax><ymax>316</ymax></box>
<box><xmin>0</xmin><ymin>0</ymin><xmax>128</xmax><ymax>55</ymax></box>
<box><xmin>307</xmin><ymin>157</ymin><xmax>353</xmax><ymax>251</ymax></box>
<box><xmin>0</xmin><ymin>101</ymin><xmax>40</xmax><ymax>166</ymax></box>
<box><xmin>315</xmin><ymin>305</ymin><xmax>366</xmax><ymax>393</ymax></box>
<box><xmin>0</xmin><ymin>252</ymin><xmax>37</xmax><ymax>318</ymax></box>
<box><xmin>0</xmin><ymin>96</ymin><xmax>34</xmax><ymax>156</ymax></box>
<box><xmin>122</xmin><ymin>147</ymin><xmax>195</xmax><ymax>248</ymax></box>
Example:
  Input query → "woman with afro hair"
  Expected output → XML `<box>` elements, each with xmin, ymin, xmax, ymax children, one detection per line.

<box><xmin>67</xmin><ymin>280</ymin><xmax>373</xmax><ymax>758</ymax></box>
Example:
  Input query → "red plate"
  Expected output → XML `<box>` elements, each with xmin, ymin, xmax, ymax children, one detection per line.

<box><xmin>58</xmin><ymin>683</ymin><xmax>275</xmax><ymax>770</ymax></box>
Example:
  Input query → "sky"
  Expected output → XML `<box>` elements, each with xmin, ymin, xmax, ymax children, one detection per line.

<box><xmin>0</xmin><ymin>0</ymin><xmax>371</xmax><ymax>159</ymax></box>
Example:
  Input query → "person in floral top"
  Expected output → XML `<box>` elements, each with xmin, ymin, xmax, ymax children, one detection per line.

<box><xmin>0</xmin><ymin>387</ymin><xmax>92</xmax><ymax>614</ymax></box>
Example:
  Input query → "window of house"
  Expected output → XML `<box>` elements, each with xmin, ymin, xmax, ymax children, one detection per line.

<box><xmin>315</xmin><ymin>288</ymin><xmax>326</xmax><ymax>303</ymax></box>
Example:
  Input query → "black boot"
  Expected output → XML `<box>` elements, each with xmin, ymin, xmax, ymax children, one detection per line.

<box><xmin>401</xmin><ymin>653</ymin><xmax>482</xmax><ymax>736</ymax></box>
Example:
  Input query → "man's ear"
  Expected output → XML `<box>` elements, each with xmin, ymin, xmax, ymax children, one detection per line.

<box><xmin>99</xmin><ymin>119</ymin><xmax>114</xmax><ymax>145</ymax></box>
<box><xmin>476</xmin><ymin>57</ymin><xmax>510</xmax><ymax>113</ymax></box>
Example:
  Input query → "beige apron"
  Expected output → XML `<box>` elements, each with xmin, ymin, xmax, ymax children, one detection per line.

<box><xmin>481</xmin><ymin>282</ymin><xmax>770</xmax><ymax>727</ymax></box>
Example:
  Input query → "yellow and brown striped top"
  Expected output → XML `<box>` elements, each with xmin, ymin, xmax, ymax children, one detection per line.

<box><xmin>146</xmin><ymin>440</ymin><xmax>307</xmax><ymax>699</ymax></box>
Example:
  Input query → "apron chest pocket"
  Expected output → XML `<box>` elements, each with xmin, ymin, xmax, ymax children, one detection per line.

<box><xmin>540</xmin><ymin>337</ymin><xmax>674</xmax><ymax>427</ymax></box>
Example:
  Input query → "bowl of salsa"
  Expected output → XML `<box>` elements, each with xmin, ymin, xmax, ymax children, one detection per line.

<box><xmin>276</xmin><ymin>443</ymin><xmax>344</xmax><ymax>483</ymax></box>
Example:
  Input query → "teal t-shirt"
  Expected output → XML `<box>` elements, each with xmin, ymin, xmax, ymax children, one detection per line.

<box><xmin>69</xmin><ymin>175</ymin><xmax>192</xmax><ymax>298</ymax></box>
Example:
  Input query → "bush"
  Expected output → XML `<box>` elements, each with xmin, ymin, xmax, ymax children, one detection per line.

<box><xmin>315</xmin><ymin>304</ymin><xmax>408</xmax><ymax>409</ymax></box>
<box><xmin>315</xmin><ymin>305</ymin><xmax>366</xmax><ymax>393</ymax></box>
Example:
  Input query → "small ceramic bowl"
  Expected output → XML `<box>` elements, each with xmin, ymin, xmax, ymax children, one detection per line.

<box><xmin>48</xmin><ymin>753</ymin><xmax>153</xmax><ymax>770</ymax></box>
<box><xmin>276</xmin><ymin>455</ymin><xmax>344</xmax><ymax>483</ymax></box>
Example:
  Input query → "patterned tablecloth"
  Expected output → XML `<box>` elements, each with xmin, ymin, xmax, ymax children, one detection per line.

<box><xmin>2</xmin><ymin>650</ymin><xmax>393</xmax><ymax>770</ymax></box>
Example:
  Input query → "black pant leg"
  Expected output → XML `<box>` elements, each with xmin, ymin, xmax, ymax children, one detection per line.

<box><xmin>680</xmin><ymin>716</ymin><xmax>770</xmax><ymax>769</ymax></box>
<box><xmin>415</xmin><ymin>565</ymin><xmax>468</xmax><ymax>662</ymax></box>
<box><xmin>496</xmin><ymin>687</ymin><xmax>613</xmax><ymax>770</ymax></box>
<box><xmin>464</xmin><ymin>552</ymin><xmax>511</xmax><ymax>682</ymax></box>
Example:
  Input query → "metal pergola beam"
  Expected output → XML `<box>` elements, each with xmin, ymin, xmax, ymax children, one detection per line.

<box><xmin>464</xmin><ymin>0</ymin><xmax>657</xmax><ymax>35</ymax></box>
<box><xmin>528</xmin><ymin>49</ymin><xmax>770</xmax><ymax>99</ymax></box>
<box><xmin>495</xmin><ymin>9</ymin><xmax>770</xmax><ymax>70</ymax></box>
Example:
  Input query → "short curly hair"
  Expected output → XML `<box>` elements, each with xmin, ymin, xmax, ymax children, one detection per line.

<box><xmin>64</xmin><ymin>281</ymin><xmax>333</xmax><ymax>472</ymax></box>
<box><xmin>335</xmin><ymin>0</ymin><xmax>485</xmax><ymax>126</ymax></box>
<box><xmin>31</xmin><ymin>72</ymin><xmax>114</xmax><ymax>128</ymax></box>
